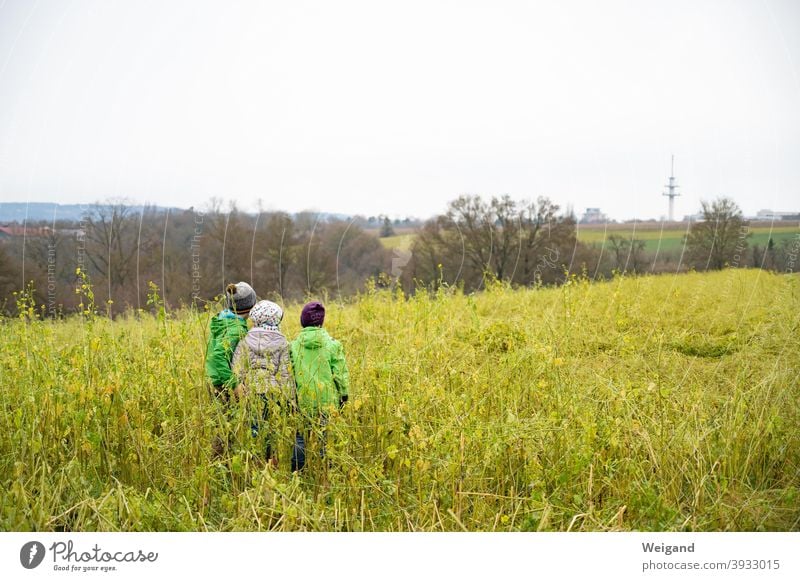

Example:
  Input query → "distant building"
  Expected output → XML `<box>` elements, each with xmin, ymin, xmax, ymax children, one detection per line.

<box><xmin>0</xmin><ymin>224</ymin><xmax>53</xmax><ymax>239</ymax></box>
<box><xmin>755</xmin><ymin>209</ymin><xmax>800</xmax><ymax>221</ymax></box>
<box><xmin>580</xmin><ymin>208</ymin><xmax>608</xmax><ymax>224</ymax></box>
<box><xmin>60</xmin><ymin>228</ymin><xmax>85</xmax><ymax>239</ymax></box>
<box><xmin>683</xmin><ymin>213</ymin><xmax>705</xmax><ymax>222</ymax></box>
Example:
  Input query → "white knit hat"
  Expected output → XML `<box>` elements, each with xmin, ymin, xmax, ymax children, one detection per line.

<box><xmin>249</xmin><ymin>300</ymin><xmax>283</xmax><ymax>330</ymax></box>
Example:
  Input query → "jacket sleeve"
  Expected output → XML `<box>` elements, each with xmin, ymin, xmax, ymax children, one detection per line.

<box><xmin>330</xmin><ymin>341</ymin><xmax>350</xmax><ymax>398</ymax></box>
<box><xmin>220</xmin><ymin>324</ymin><xmax>245</xmax><ymax>389</ymax></box>
<box><xmin>278</xmin><ymin>344</ymin><xmax>293</xmax><ymax>388</ymax></box>
<box><xmin>279</xmin><ymin>343</ymin><xmax>297</xmax><ymax>405</ymax></box>
<box><xmin>231</xmin><ymin>341</ymin><xmax>246</xmax><ymax>386</ymax></box>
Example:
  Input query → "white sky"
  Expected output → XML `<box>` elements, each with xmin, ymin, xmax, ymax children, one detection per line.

<box><xmin>0</xmin><ymin>0</ymin><xmax>798</xmax><ymax>220</ymax></box>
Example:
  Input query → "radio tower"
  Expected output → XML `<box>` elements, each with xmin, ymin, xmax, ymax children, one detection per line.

<box><xmin>662</xmin><ymin>155</ymin><xmax>680</xmax><ymax>221</ymax></box>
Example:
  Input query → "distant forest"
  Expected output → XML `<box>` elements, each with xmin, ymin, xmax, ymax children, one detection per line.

<box><xmin>0</xmin><ymin>196</ymin><xmax>796</xmax><ymax>316</ymax></box>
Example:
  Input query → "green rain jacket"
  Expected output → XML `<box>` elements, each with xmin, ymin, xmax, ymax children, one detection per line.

<box><xmin>290</xmin><ymin>326</ymin><xmax>350</xmax><ymax>415</ymax></box>
<box><xmin>205</xmin><ymin>310</ymin><xmax>249</xmax><ymax>389</ymax></box>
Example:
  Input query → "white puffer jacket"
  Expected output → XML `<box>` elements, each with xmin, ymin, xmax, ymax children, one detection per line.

<box><xmin>232</xmin><ymin>327</ymin><xmax>296</xmax><ymax>401</ymax></box>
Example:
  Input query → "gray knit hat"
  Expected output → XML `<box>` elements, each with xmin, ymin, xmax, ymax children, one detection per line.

<box><xmin>225</xmin><ymin>282</ymin><xmax>256</xmax><ymax>313</ymax></box>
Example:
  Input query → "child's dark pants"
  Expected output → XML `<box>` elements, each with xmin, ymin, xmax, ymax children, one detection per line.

<box><xmin>291</xmin><ymin>414</ymin><xmax>329</xmax><ymax>472</ymax></box>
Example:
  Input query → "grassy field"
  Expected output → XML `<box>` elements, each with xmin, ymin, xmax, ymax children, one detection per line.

<box><xmin>577</xmin><ymin>223</ymin><xmax>799</xmax><ymax>254</ymax></box>
<box><xmin>1</xmin><ymin>269</ymin><xmax>798</xmax><ymax>531</ymax></box>
<box><xmin>379</xmin><ymin>233</ymin><xmax>414</xmax><ymax>251</ymax></box>
<box><xmin>378</xmin><ymin>223</ymin><xmax>800</xmax><ymax>255</ymax></box>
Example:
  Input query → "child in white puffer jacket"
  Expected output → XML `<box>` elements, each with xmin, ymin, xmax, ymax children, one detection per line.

<box><xmin>232</xmin><ymin>300</ymin><xmax>297</xmax><ymax>467</ymax></box>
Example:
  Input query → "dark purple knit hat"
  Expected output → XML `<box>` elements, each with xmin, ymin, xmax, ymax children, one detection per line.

<box><xmin>300</xmin><ymin>301</ymin><xmax>325</xmax><ymax>328</ymax></box>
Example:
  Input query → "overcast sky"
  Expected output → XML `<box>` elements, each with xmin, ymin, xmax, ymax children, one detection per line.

<box><xmin>0</xmin><ymin>0</ymin><xmax>798</xmax><ymax>220</ymax></box>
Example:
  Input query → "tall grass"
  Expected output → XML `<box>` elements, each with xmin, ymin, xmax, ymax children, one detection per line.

<box><xmin>1</xmin><ymin>269</ymin><xmax>798</xmax><ymax>531</ymax></box>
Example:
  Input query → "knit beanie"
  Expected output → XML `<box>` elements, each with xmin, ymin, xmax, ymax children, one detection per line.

<box><xmin>300</xmin><ymin>301</ymin><xmax>325</xmax><ymax>328</ymax></box>
<box><xmin>249</xmin><ymin>300</ymin><xmax>283</xmax><ymax>330</ymax></box>
<box><xmin>225</xmin><ymin>282</ymin><xmax>257</xmax><ymax>313</ymax></box>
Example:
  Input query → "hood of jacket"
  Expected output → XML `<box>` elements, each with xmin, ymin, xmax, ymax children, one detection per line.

<box><xmin>210</xmin><ymin>308</ymin><xmax>246</xmax><ymax>329</ymax></box>
<box><xmin>294</xmin><ymin>326</ymin><xmax>329</xmax><ymax>350</ymax></box>
<box><xmin>209</xmin><ymin>310</ymin><xmax>248</xmax><ymax>339</ymax></box>
<box><xmin>244</xmin><ymin>327</ymin><xmax>288</xmax><ymax>356</ymax></box>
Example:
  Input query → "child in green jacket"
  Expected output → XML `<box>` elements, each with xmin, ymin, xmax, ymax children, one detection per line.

<box><xmin>205</xmin><ymin>282</ymin><xmax>256</xmax><ymax>456</ymax></box>
<box><xmin>205</xmin><ymin>282</ymin><xmax>257</xmax><ymax>394</ymax></box>
<box><xmin>289</xmin><ymin>301</ymin><xmax>349</xmax><ymax>471</ymax></box>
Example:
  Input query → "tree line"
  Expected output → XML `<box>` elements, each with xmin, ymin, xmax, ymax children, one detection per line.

<box><xmin>0</xmin><ymin>195</ymin><xmax>796</xmax><ymax>316</ymax></box>
<box><xmin>0</xmin><ymin>202</ymin><xmax>389</xmax><ymax>315</ymax></box>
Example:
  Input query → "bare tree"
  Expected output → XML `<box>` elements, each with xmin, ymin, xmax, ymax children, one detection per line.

<box><xmin>0</xmin><ymin>245</ymin><xmax>22</xmax><ymax>311</ymax></box>
<box><xmin>411</xmin><ymin>194</ymin><xmax>580</xmax><ymax>291</ymax></box>
<box><xmin>516</xmin><ymin>197</ymin><xmax>575</xmax><ymax>285</ymax></box>
<box><xmin>250</xmin><ymin>211</ymin><xmax>296</xmax><ymax>300</ymax></box>
<box><xmin>607</xmin><ymin>234</ymin><xmax>647</xmax><ymax>273</ymax></box>
<box><xmin>324</xmin><ymin>220</ymin><xmax>388</xmax><ymax>296</ymax></box>
<box><xmin>685</xmin><ymin>197</ymin><xmax>750</xmax><ymax>270</ymax></box>
<box><xmin>203</xmin><ymin>202</ymin><xmax>253</xmax><ymax>297</ymax></box>
<box><xmin>83</xmin><ymin>202</ymin><xmax>151</xmax><ymax>300</ymax></box>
